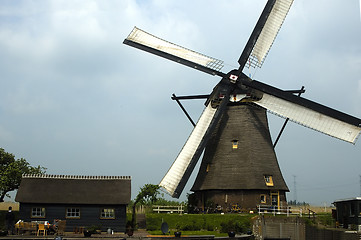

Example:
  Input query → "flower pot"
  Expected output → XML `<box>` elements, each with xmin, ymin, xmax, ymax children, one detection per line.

<box><xmin>83</xmin><ymin>230</ymin><xmax>92</xmax><ymax>237</ymax></box>
<box><xmin>228</xmin><ymin>231</ymin><xmax>235</xmax><ymax>237</ymax></box>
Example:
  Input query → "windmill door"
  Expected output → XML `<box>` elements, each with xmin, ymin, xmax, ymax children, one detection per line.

<box><xmin>271</xmin><ymin>192</ymin><xmax>279</xmax><ymax>207</ymax></box>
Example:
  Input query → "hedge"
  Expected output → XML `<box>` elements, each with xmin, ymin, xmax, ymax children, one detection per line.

<box><xmin>146</xmin><ymin>213</ymin><xmax>252</xmax><ymax>233</ymax></box>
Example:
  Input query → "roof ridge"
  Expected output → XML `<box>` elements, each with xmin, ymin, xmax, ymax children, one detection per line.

<box><xmin>22</xmin><ymin>174</ymin><xmax>131</xmax><ymax>180</ymax></box>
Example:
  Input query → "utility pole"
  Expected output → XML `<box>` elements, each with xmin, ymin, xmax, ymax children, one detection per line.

<box><xmin>293</xmin><ymin>175</ymin><xmax>297</xmax><ymax>203</ymax></box>
<box><xmin>359</xmin><ymin>175</ymin><xmax>361</xmax><ymax>196</ymax></box>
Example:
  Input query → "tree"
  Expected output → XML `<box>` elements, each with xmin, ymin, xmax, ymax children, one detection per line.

<box><xmin>130</xmin><ymin>184</ymin><xmax>160</xmax><ymax>229</ymax></box>
<box><xmin>0</xmin><ymin>148</ymin><xmax>46</xmax><ymax>202</ymax></box>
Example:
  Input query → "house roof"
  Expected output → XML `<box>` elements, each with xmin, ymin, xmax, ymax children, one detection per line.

<box><xmin>334</xmin><ymin>197</ymin><xmax>361</xmax><ymax>203</ymax></box>
<box><xmin>15</xmin><ymin>174</ymin><xmax>131</xmax><ymax>205</ymax></box>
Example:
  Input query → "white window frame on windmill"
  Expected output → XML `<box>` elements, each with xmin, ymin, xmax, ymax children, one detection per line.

<box><xmin>232</xmin><ymin>139</ymin><xmax>239</xmax><ymax>149</ymax></box>
<box><xmin>260</xmin><ymin>194</ymin><xmax>267</xmax><ymax>204</ymax></box>
<box><xmin>264</xmin><ymin>175</ymin><xmax>274</xmax><ymax>186</ymax></box>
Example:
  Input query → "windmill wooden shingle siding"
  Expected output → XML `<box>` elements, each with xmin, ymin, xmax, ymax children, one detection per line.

<box><xmin>191</xmin><ymin>103</ymin><xmax>289</xmax><ymax>210</ymax></box>
<box><xmin>15</xmin><ymin>174</ymin><xmax>131</xmax><ymax>232</ymax></box>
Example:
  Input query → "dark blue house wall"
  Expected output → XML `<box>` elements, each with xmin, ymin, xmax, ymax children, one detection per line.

<box><xmin>19</xmin><ymin>203</ymin><xmax>127</xmax><ymax>232</ymax></box>
<box><xmin>335</xmin><ymin>199</ymin><xmax>361</xmax><ymax>227</ymax></box>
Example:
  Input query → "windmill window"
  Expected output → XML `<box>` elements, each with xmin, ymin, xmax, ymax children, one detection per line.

<box><xmin>264</xmin><ymin>175</ymin><xmax>274</xmax><ymax>186</ymax></box>
<box><xmin>206</xmin><ymin>164</ymin><xmax>210</xmax><ymax>173</ymax></box>
<box><xmin>260</xmin><ymin>195</ymin><xmax>266</xmax><ymax>204</ymax></box>
<box><xmin>232</xmin><ymin>140</ymin><xmax>239</xmax><ymax>149</ymax></box>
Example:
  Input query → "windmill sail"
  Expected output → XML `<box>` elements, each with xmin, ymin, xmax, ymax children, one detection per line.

<box><xmin>238</xmin><ymin>0</ymin><xmax>294</xmax><ymax>70</ymax></box>
<box><xmin>123</xmin><ymin>27</ymin><xmax>225</xmax><ymax>77</ymax></box>
<box><xmin>241</xmin><ymin>79</ymin><xmax>361</xmax><ymax>143</ymax></box>
<box><xmin>254</xmin><ymin>93</ymin><xmax>361</xmax><ymax>143</ymax></box>
<box><xmin>248</xmin><ymin>0</ymin><xmax>294</xmax><ymax>68</ymax></box>
<box><xmin>159</xmin><ymin>104</ymin><xmax>217</xmax><ymax>198</ymax></box>
<box><xmin>160</xmin><ymin>85</ymin><xmax>231</xmax><ymax>198</ymax></box>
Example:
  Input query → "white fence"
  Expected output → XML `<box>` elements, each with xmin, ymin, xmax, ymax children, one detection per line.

<box><xmin>257</xmin><ymin>205</ymin><xmax>304</xmax><ymax>217</ymax></box>
<box><xmin>152</xmin><ymin>205</ymin><xmax>184</xmax><ymax>214</ymax></box>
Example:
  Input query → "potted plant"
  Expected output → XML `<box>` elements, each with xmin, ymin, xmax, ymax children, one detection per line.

<box><xmin>83</xmin><ymin>230</ymin><xmax>92</xmax><ymax>237</ymax></box>
<box><xmin>125</xmin><ymin>221</ymin><xmax>133</xmax><ymax>237</ymax></box>
<box><xmin>174</xmin><ymin>231</ymin><xmax>182</xmax><ymax>237</ymax></box>
<box><xmin>228</xmin><ymin>231</ymin><xmax>236</xmax><ymax>237</ymax></box>
<box><xmin>0</xmin><ymin>229</ymin><xmax>7</xmax><ymax>237</ymax></box>
<box><xmin>174</xmin><ymin>223</ymin><xmax>181</xmax><ymax>237</ymax></box>
<box><xmin>84</xmin><ymin>225</ymin><xmax>101</xmax><ymax>237</ymax></box>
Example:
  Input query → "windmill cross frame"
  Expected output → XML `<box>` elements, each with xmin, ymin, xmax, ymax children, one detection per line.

<box><xmin>172</xmin><ymin>87</ymin><xmax>306</xmax><ymax>148</ymax></box>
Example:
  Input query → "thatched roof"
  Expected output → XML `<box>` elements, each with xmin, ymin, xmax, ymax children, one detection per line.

<box><xmin>15</xmin><ymin>174</ymin><xmax>131</xmax><ymax>205</ymax></box>
<box><xmin>191</xmin><ymin>103</ymin><xmax>289</xmax><ymax>192</ymax></box>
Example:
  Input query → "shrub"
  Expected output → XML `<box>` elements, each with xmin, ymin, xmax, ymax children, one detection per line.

<box><xmin>145</xmin><ymin>213</ymin><xmax>252</xmax><ymax>233</ymax></box>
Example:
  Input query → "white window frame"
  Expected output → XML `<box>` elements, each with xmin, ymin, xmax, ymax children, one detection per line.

<box><xmin>100</xmin><ymin>208</ymin><xmax>115</xmax><ymax>219</ymax></box>
<box><xmin>260</xmin><ymin>194</ymin><xmax>267</xmax><ymax>204</ymax></box>
<box><xmin>31</xmin><ymin>207</ymin><xmax>46</xmax><ymax>218</ymax></box>
<box><xmin>66</xmin><ymin>208</ymin><xmax>81</xmax><ymax>218</ymax></box>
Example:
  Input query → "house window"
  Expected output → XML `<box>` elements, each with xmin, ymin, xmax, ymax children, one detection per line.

<box><xmin>260</xmin><ymin>195</ymin><xmax>266</xmax><ymax>204</ymax></box>
<box><xmin>31</xmin><ymin>207</ymin><xmax>45</xmax><ymax>218</ymax></box>
<box><xmin>232</xmin><ymin>140</ymin><xmax>238</xmax><ymax>149</ymax></box>
<box><xmin>264</xmin><ymin>175</ymin><xmax>274</xmax><ymax>186</ymax></box>
<box><xmin>101</xmin><ymin>208</ymin><xmax>115</xmax><ymax>219</ymax></box>
<box><xmin>66</xmin><ymin>208</ymin><xmax>80</xmax><ymax>218</ymax></box>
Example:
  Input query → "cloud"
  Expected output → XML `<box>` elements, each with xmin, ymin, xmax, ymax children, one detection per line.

<box><xmin>0</xmin><ymin>0</ymin><xmax>360</xmax><ymax>205</ymax></box>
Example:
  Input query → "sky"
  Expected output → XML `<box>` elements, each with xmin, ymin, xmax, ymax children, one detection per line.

<box><xmin>0</xmin><ymin>0</ymin><xmax>361</xmax><ymax>206</ymax></box>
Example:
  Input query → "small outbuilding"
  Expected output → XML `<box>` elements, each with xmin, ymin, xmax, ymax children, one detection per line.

<box><xmin>333</xmin><ymin>197</ymin><xmax>361</xmax><ymax>229</ymax></box>
<box><xmin>15</xmin><ymin>174</ymin><xmax>131</xmax><ymax>232</ymax></box>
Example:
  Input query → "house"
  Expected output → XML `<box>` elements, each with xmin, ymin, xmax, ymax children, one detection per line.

<box><xmin>15</xmin><ymin>174</ymin><xmax>131</xmax><ymax>232</ymax></box>
<box><xmin>333</xmin><ymin>197</ymin><xmax>361</xmax><ymax>229</ymax></box>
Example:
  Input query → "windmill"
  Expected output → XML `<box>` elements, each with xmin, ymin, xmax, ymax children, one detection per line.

<box><xmin>124</xmin><ymin>0</ymin><xmax>361</xmax><ymax>210</ymax></box>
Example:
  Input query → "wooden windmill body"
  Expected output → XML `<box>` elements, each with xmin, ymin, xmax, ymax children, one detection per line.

<box><xmin>191</xmin><ymin>103</ymin><xmax>288</xmax><ymax>211</ymax></box>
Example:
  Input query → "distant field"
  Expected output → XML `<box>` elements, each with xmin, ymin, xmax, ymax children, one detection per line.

<box><xmin>0</xmin><ymin>202</ymin><xmax>19</xmax><ymax>211</ymax></box>
<box><xmin>289</xmin><ymin>205</ymin><xmax>335</xmax><ymax>214</ymax></box>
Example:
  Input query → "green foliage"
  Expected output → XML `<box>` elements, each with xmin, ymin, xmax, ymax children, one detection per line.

<box><xmin>134</xmin><ymin>184</ymin><xmax>161</xmax><ymax>205</ymax></box>
<box><xmin>303</xmin><ymin>213</ymin><xmax>334</xmax><ymax>227</ymax></box>
<box><xmin>219</xmin><ymin>219</ymin><xmax>250</xmax><ymax>233</ymax></box>
<box><xmin>187</xmin><ymin>193</ymin><xmax>198</xmax><ymax>213</ymax></box>
<box><xmin>288</xmin><ymin>200</ymin><xmax>310</xmax><ymax>206</ymax></box>
<box><xmin>0</xmin><ymin>210</ymin><xmax>19</xmax><ymax>230</ymax></box>
<box><xmin>131</xmin><ymin>184</ymin><xmax>161</xmax><ymax>228</ymax></box>
<box><xmin>316</xmin><ymin>213</ymin><xmax>334</xmax><ymax>227</ymax></box>
<box><xmin>86</xmin><ymin>225</ymin><xmax>101</xmax><ymax>234</ymax></box>
<box><xmin>0</xmin><ymin>148</ymin><xmax>46</xmax><ymax>202</ymax></box>
<box><xmin>145</xmin><ymin>213</ymin><xmax>252</xmax><ymax>234</ymax></box>
<box><xmin>152</xmin><ymin>198</ymin><xmax>187</xmax><ymax>207</ymax></box>
<box><xmin>148</xmin><ymin>230</ymin><xmax>228</xmax><ymax>237</ymax></box>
